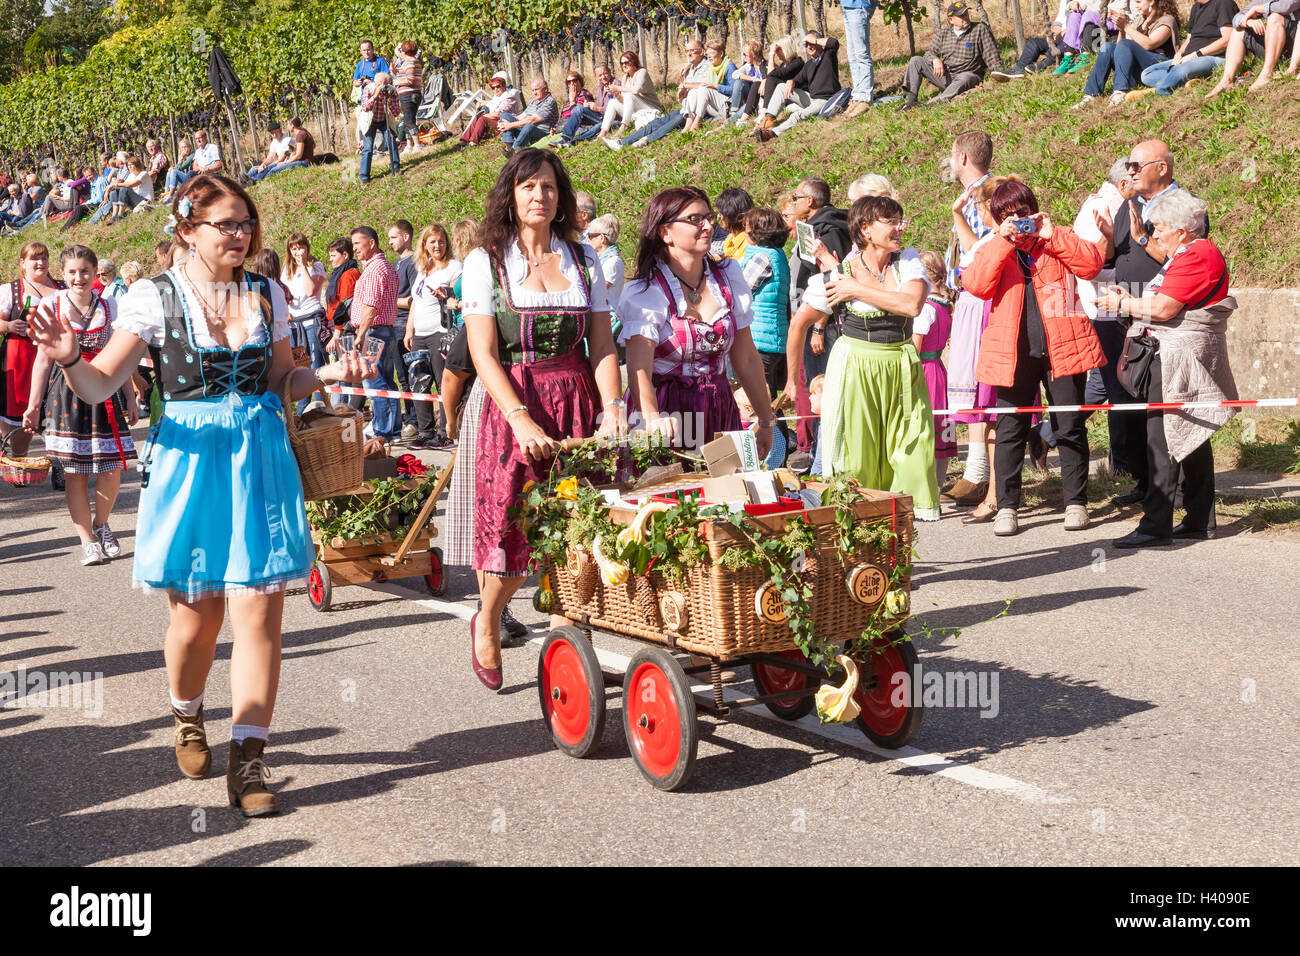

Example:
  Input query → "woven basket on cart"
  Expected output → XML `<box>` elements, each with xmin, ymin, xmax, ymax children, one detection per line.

<box><xmin>0</xmin><ymin>430</ymin><xmax>51</xmax><ymax>487</ymax></box>
<box><xmin>544</xmin><ymin>487</ymin><xmax>913</xmax><ymax>660</ymax></box>
<box><xmin>282</xmin><ymin>382</ymin><xmax>364</xmax><ymax>500</ymax></box>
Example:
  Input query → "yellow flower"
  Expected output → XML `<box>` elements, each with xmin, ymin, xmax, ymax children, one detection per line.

<box><xmin>815</xmin><ymin>655</ymin><xmax>862</xmax><ymax>724</ymax></box>
<box><xmin>556</xmin><ymin>477</ymin><xmax>579</xmax><ymax>500</ymax></box>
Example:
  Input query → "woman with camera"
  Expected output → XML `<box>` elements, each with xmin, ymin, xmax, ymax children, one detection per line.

<box><xmin>404</xmin><ymin>223</ymin><xmax>462</xmax><ymax>449</ymax></box>
<box><xmin>961</xmin><ymin>177</ymin><xmax>1105</xmax><ymax>537</ymax></box>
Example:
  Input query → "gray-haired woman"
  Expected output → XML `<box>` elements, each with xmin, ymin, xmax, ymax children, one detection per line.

<box><xmin>1100</xmin><ymin>189</ymin><xmax>1236</xmax><ymax>548</ymax></box>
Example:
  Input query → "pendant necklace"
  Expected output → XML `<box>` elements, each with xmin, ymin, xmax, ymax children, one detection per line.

<box><xmin>858</xmin><ymin>252</ymin><xmax>888</xmax><ymax>285</ymax></box>
<box><xmin>672</xmin><ymin>266</ymin><xmax>706</xmax><ymax>305</ymax></box>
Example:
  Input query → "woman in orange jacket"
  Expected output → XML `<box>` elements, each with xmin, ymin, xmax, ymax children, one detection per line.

<box><xmin>961</xmin><ymin>177</ymin><xmax>1104</xmax><ymax>537</ymax></box>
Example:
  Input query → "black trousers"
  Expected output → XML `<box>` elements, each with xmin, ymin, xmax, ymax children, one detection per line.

<box><xmin>410</xmin><ymin>331</ymin><xmax>446</xmax><ymax>438</ymax></box>
<box><xmin>1137</xmin><ymin>354</ymin><xmax>1216</xmax><ymax>536</ymax></box>
<box><xmin>995</xmin><ymin>355</ymin><xmax>1090</xmax><ymax>509</ymax></box>
<box><xmin>392</xmin><ymin>320</ymin><xmax>417</xmax><ymax>424</ymax></box>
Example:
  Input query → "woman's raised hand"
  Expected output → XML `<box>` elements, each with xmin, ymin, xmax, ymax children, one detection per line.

<box><xmin>26</xmin><ymin>304</ymin><xmax>79</xmax><ymax>367</ymax></box>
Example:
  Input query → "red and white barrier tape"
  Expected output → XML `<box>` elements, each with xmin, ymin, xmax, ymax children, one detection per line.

<box><xmin>325</xmin><ymin>385</ymin><xmax>441</xmax><ymax>401</ymax></box>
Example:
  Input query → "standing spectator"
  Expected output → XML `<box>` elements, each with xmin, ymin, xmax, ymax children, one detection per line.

<box><xmin>717</xmin><ymin>188</ymin><xmax>754</xmax><ymax>259</ymax></box>
<box><xmin>913</xmin><ymin>250</ymin><xmax>958</xmax><ymax>497</ymax></box>
<box><xmin>459</xmin><ymin>72</ymin><xmax>523</xmax><ymax>147</ymax></box>
<box><xmin>246</xmin><ymin>120</ymin><xmax>293</xmax><ymax>182</ymax></box>
<box><xmin>1</xmin><ymin>241</ymin><xmax>62</xmax><ymax>460</ymax></box>
<box><xmin>145</xmin><ymin>138</ymin><xmax>169</xmax><ymax>191</ymax></box>
<box><xmin>388</xmin><ymin>219</ymin><xmax>419</xmax><ymax>437</ymax></box>
<box><xmin>587</xmin><ymin>214</ymin><xmax>625</xmax><ymax>343</ymax></box>
<box><xmin>1091</xmin><ymin>139</ymin><xmax>1180</xmax><ymax>505</ymax></box>
<box><xmin>899</xmin><ymin>2</ymin><xmax>1003</xmax><ymax>110</ymax></box>
<box><xmin>282</xmin><ymin>232</ymin><xmax>329</xmax><ymax>403</ymax></box>
<box><xmin>1204</xmin><ymin>0</ymin><xmax>1296</xmax><ymax>97</ymax></box>
<box><xmin>352</xmin><ymin>39</ymin><xmax>390</xmax><ymax>88</ymax></box>
<box><xmin>739</xmin><ymin>206</ymin><xmax>792</xmax><ymax>399</ymax></box>
<box><xmin>360</xmin><ymin>72</ymin><xmax>401</xmax><ymax>183</ymax></box>
<box><xmin>754</xmin><ymin>30</ymin><xmax>842</xmax><ymax>139</ymax></box>
<box><xmin>404</xmin><ymin>224</ymin><xmax>463</xmax><ymax>448</ymax></box>
<box><xmin>499</xmin><ymin>78</ymin><xmax>560</xmax><ymax>154</ymax></box>
<box><xmin>681</xmin><ymin>38</ymin><xmax>738</xmax><ymax>131</ymax></box>
<box><xmin>393</xmin><ymin>40</ymin><xmax>424</xmax><ymax>155</ymax></box>
<box><xmin>600</xmin><ymin>50</ymin><xmax>664</xmax><ymax>136</ymax></box>
<box><xmin>98</xmin><ymin>259</ymin><xmax>128</xmax><ymax>299</ymax></box>
<box><xmin>349</xmin><ymin>226</ymin><xmax>400</xmax><ymax>443</ymax></box>
<box><xmin>1102</xmin><ymin>190</ymin><xmax>1236</xmax><ymax>548</ymax></box>
<box><xmin>324</xmin><ymin>236</ymin><xmax>360</xmax><ymax>335</ymax></box>
<box><xmin>159</xmin><ymin>137</ymin><xmax>194</xmax><ymax>204</ymax></box>
<box><xmin>961</xmin><ymin>178</ymin><xmax>1105</xmax><ymax>537</ymax></box>
<box><xmin>842</xmin><ymin>0</ymin><xmax>880</xmax><ymax>114</ymax></box>
<box><xmin>557</xmin><ymin>64</ymin><xmax>613</xmax><ymax>145</ymax></box>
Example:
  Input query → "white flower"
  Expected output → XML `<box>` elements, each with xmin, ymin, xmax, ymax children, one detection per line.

<box><xmin>163</xmin><ymin>214</ymin><xmax>177</xmax><ymax>237</ymax></box>
<box><xmin>177</xmin><ymin>196</ymin><xmax>193</xmax><ymax>218</ymax></box>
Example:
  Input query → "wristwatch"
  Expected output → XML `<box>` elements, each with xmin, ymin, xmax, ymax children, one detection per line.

<box><xmin>1136</xmin><ymin>234</ymin><xmax>1149</xmax><ymax>247</ymax></box>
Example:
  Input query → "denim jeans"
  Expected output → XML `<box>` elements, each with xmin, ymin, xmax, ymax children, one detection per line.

<box><xmin>561</xmin><ymin>106</ymin><xmax>604</xmax><ymax>142</ymax></box>
<box><xmin>167</xmin><ymin>168</ymin><xmax>194</xmax><ymax>191</ymax></box>
<box><xmin>363</xmin><ymin>325</ymin><xmax>400</xmax><ymax>439</ymax></box>
<box><xmin>842</xmin><ymin>3</ymin><xmax>879</xmax><ymax>101</ymax></box>
<box><xmin>1140</xmin><ymin>54</ymin><xmax>1224</xmax><ymax>94</ymax></box>
<box><xmin>1083</xmin><ymin>41</ymin><xmax>1118</xmax><ymax>96</ymax></box>
<box><xmin>361</xmin><ymin>125</ymin><xmax>399</xmax><ymax>182</ymax></box>
<box><xmin>1111</xmin><ymin>39</ymin><xmax>1168</xmax><ymax>91</ymax></box>
<box><xmin>620</xmin><ymin>110</ymin><xmax>684</xmax><ymax>145</ymax></box>
<box><xmin>505</xmin><ymin>121</ymin><xmax>547</xmax><ymax>150</ymax></box>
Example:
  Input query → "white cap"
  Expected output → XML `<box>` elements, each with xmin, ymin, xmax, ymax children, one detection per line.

<box><xmin>491</xmin><ymin>71</ymin><xmax>509</xmax><ymax>83</ymax></box>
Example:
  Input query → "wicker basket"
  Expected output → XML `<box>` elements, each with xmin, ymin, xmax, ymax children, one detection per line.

<box><xmin>544</xmin><ymin>486</ymin><xmax>913</xmax><ymax>660</ymax></box>
<box><xmin>0</xmin><ymin>430</ymin><xmax>51</xmax><ymax>487</ymax></box>
<box><xmin>283</xmin><ymin>381</ymin><xmax>364</xmax><ymax>500</ymax></box>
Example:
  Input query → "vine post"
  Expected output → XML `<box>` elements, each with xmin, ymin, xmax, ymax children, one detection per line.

<box><xmin>797</xmin><ymin>0</ymin><xmax>807</xmax><ymax>34</ymax></box>
<box><xmin>1010</xmin><ymin>0</ymin><xmax>1026</xmax><ymax>51</ymax></box>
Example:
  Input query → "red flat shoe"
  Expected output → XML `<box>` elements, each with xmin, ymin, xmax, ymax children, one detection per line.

<box><xmin>469</xmin><ymin>612</ymin><xmax>502</xmax><ymax>692</ymax></box>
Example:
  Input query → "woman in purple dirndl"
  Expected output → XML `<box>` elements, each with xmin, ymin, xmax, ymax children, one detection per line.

<box><xmin>618</xmin><ymin>187</ymin><xmax>775</xmax><ymax>456</ymax></box>
<box><xmin>462</xmin><ymin>148</ymin><xmax>625</xmax><ymax>692</ymax></box>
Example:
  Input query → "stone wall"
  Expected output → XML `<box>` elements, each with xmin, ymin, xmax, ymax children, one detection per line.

<box><xmin>1226</xmin><ymin>289</ymin><xmax>1300</xmax><ymax>416</ymax></box>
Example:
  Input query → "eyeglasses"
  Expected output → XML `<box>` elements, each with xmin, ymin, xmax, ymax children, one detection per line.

<box><xmin>876</xmin><ymin>218</ymin><xmax>908</xmax><ymax>230</ymax></box>
<box><xmin>793</xmin><ymin>193</ymin><xmax>815</xmax><ymax>204</ymax></box>
<box><xmin>669</xmin><ymin>213</ymin><xmax>715</xmax><ymax>229</ymax></box>
<box><xmin>1126</xmin><ymin>160</ymin><xmax>1159</xmax><ymax>173</ymax></box>
<box><xmin>196</xmin><ymin>219</ymin><xmax>258</xmax><ymax>237</ymax></box>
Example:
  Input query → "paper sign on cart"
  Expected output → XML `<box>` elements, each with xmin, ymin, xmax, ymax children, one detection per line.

<box><xmin>702</xmin><ymin>430</ymin><xmax>760</xmax><ymax>476</ymax></box>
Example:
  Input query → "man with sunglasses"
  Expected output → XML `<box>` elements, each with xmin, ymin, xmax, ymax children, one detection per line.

<box><xmin>754</xmin><ymin>30</ymin><xmax>842</xmax><ymax>141</ymax></box>
<box><xmin>899</xmin><ymin>2</ymin><xmax>1003</xmax><ymax>111</ymax></box>
<box><xmin>1091</xmin><ymin>139</ymin><xmax>1179</xmax><ymax>506</ymax></box>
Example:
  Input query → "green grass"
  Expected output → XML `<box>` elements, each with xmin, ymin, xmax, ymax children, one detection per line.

<box><xmin>6</xmin><ymin>50</ymin><xmax>1300</xmax><ymax>285</ymax></box>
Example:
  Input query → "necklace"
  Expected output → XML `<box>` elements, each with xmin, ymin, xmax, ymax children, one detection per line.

<box><xmin>518</xmin><ymin>239</ymin><xmax>551</xmax><ymax>269</ymax></box>
<box><xmin>670</xmin><ymin>264</ymin><xmax>706</xmax><ymax>305</ymax></box>
<box><xmin>858</xmin><ymin>251</ymin><xmax>890</xmax><ymax>285</ymax></box>
<box><xmin>184</xmin><ymin>263</ymin><xmax>234</xmax><ymax>326</ymax></box>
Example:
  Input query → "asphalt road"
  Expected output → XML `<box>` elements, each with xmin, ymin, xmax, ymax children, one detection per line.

<box><xmin>2</xmin><ymin>426</ymin><xmax>1297</xmax><ymax>866</ymax></box>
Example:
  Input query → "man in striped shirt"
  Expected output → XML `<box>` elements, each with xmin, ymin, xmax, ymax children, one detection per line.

<box><xmin>351</xmin><ymin>226</ymin><xmax>401</xmax><ymax>442</ymax></box>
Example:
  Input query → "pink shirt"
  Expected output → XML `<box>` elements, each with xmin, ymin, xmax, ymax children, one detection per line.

<box><xmin>354</xmin><ymin>252</ymin><xmax>398</xmax><ymax>326</ymax></box>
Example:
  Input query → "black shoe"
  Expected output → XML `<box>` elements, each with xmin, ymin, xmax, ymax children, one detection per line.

<box><xmin>501</xmin><ymin>606</ymin><xmax>528</xmax><ymax>640</ymax></box>
<box><xmin>429</xmin><ymin>431</ymin><xmax>454</xmax><ymax>449</ymax></box>
<box><xmin>897</xmin><ymin>98</ymin><xmax>919</xmax><ymax>112</ymax></box>
<box><xmin>1110</xmin><ymin>488</ymin><xmax>1146</xmax><ymax>507</ymax></box>
<box><xmin>1171</xmin><ymin>521</ymin><xmax>1215</xmax><ymax>540</ymax></box>
<box><xmin>409</xmin><ymin>437</ymin><xmax>433</xmax><ymax>450</ymax></box>
<box><xmin>1113</xmin><ymin>530</ymin><xmax>1173</xmax><ymax>549</ymax></box>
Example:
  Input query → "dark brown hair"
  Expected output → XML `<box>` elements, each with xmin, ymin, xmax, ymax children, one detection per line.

<box><xmin>285</xmin><ymin>232</ymin><xmax>317</xmax><ymax>272</ymax></box>
<box><xmin>632</xmin><ymin>187</ymin><xmax>713</xmax><ymax>283</ymax></box>
<box><xmin>744</xmin><ymin>207</ymin><xmax>789</xmax><ymax>249</ymax></box>
<box><xmin>847</xmin><ymin>194</ymin><xmax>905</xmax><ymax>246</ymax></box>
<box><xmin>480</xmin><ymin>148</ymin><xmax>578</xmax><ymax>261</ymax></box>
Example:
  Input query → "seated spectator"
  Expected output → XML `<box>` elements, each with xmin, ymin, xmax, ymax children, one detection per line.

<box><xmin>717</xmin><ymin>188</ymin><xmax>754</xmax><ymax>259</ymax></box>
<box><xmin>159</xmin><ymin>137</ymin><xmax>194</xmax><ymax>203</ymax></box>
<box><xmin>145</xmin><ymin>139</ymin><xmax>169</xmax><ymax>190</ymax></box>
<box><xmin>23</xmin><ymin>172</ymin><xmax>45</xmax><ymax>207</ymax></box>
<box><xmin>1205</xmin><ymin>0</ymin><xmax>1299</xmax><ymax>96</ymax></box>
<box><xmin>106</xmin><ymin>155</ymin><xmax>154</xmax><ymax>221</ymax></box>
<box><xmin>847</xmin><ymin>172</ymin><xmax>902</xmax><ymax>204</ymax></box>
<box><xmin>38</xmin><ymin>168</ymin><xmax>78</xmax><ymax>222</ymax></box>
<box><xmin>459</xmin><ymin>72</ymin><xmax>523</xmax><ymax>147</ymax></box>
<box><xmin>727</xmin><ymin>39</ymin><xmax>767</xmax><ymax>123</ymax></box>
<box><xmin>600</xmin><ymin>50</ymin><xmax>664</xmax><ymax>136</ymax></box>
<box><xmin>682</xmin><ymin>38</ymin><xmax>737</xmax><ymax>131</ymax></box>
<box><xmin>1076</xmin><ymin>0</ymin><xmax>1179</xmax><ymax>106</ymax></box>
<box><xmin>499</xmin><ymin>77</ymin><xmax>559</xmax><ymax>154</ymax></box>
<box><xmin>548</xmin><ymin>71</ymin><xmax>597</xmax><ymax>146</ymax></box>
<box><xmin>1050</xmin><ymin>1</ymin><xmax>1106</xmax><ymax>75</ymax></box>
<box><xmin>247</xmin><ymin>121</ymin><xmax>293</xmax><ymax>182</ymax></box>
<box><xmin>1138</xmin><ymin>0</ymin><xmax>1238</xmax><ymax>94</ymax></box>
<box><xmin>120</xmin><ymin>261</ymin><xmax>143</xmax><ymax>287</ymax></box>
<box><xmin>603</xmin><ymin>43</ymin><xmax>700</xmax><ymax>149</ymax></box>
<box><xmin>191</xmin><ymin>129</ymin><xmax>223</xmax><ymax>177</ymax></box>
<box><xmin>557</xmin><ymin>64</ymin><xmax>614</xmax><ymax>145</ymax></box>
<box><xmin>0</xmin><ymin>182</ymin><xmax>33</xmax><ymax>233</ymax></box>
<box><xmin>899</xmin><ymin>2</ymin><xmax>1002</xmax><ymax>110</ymax></box>
<box><xmin>993</xmin><ymin>2</ymin><xmax>1092</xmax><ymax>78</ymax></box>
<box><xmin>755</xmin><ymin>30</ymin><xmax>842</xmax><ymax>138</ymax></box>
<box><xmin>279</xmin><ymin>116</ymin><xmax>316</xmax><ymax>173</ymax></box>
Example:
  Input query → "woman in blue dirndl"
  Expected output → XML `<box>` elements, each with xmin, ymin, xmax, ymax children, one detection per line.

<box><xmin>27</xmin><ymin>175</ymin><xmax>373</xmax><ymax>817</ymax></box>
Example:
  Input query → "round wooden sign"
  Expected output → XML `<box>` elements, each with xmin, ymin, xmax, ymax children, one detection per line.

<box><xmin>660</xmin><ymin>592</ymin><xmax>688</xmax><ymax>632</ymax></box>
<box><xmin>847</xmin><ymin>564</ymin><xmax>888</xmax><ymax>606</ymax></box>
<box><xmin>754</xmin><ymin>581</ymin><xmax>789</xmax><ymax>624</ymax></box>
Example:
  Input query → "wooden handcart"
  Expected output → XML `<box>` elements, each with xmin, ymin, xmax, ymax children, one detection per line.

<box><xmin>536</xmin><ymin>480</ymin><xmax>923</xmax><ymax>791</ymax></box>
<box><xmin>305</xmin><ymin>455</ymin><xmax>455</xmax><ymax>611</ymax></box>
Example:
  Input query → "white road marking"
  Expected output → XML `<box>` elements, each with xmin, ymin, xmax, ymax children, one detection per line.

<box><xmin>363</xmin><ymin>582</ymin><xmax>1071</xmax><ymax>805</ymax></box>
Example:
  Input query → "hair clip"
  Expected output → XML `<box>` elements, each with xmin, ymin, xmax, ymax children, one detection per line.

<box><xmin>177</xmin><ymin>196</ymin><xmax>193</xmax><ymax>218</ymax></box>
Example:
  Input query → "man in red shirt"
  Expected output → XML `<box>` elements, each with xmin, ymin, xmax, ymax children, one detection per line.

<box><xmin>350</xmin><ymin>225</ymin><xmax>401</xmax><ymax>441</ymax></box>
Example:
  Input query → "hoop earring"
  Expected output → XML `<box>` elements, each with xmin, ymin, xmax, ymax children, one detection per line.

<box><xmin>554</xmin><ymin>211</ymin><xmax>566</xmax><ymax>224</ymax></box>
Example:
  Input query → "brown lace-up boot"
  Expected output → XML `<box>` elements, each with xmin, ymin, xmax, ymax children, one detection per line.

<box><xmin>173</xmin><ymin>707</ymin><xmax>212</xmax><ymax>779</ymax></box>
<box><xmin>226</xmin><ymin>738</ymin><xmax>280</xmax><ymax>817</ymax></box>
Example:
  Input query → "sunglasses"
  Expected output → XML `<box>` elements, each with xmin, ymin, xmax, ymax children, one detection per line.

<box><xmin>1126</xmin><ymin>160</ymin><xmax>1159</xmax><ymax>173</ymax></box>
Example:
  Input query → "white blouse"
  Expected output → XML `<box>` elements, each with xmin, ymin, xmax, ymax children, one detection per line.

<box><xmin>617</xmin><ymin>258</ymin><xmax>755</xmax><ymax>345</ymax></box>
<box><xmin>801</xmin><ymin>247</ymin><xmax>929</xmax><ymax>315</ymax></box>
<box><xmin>35</xmin><ymin>290</ymin><xmax>118</xmax><ymax>333</ymax></box>
<box><xmin>116</xmin><ymin>268</ymin><xmax>290</xmax><ymax>349</ymax></box>
<box><xmin>409</xmin><ymin>259</ymin><xmax>464</xmax><ymax>336</ymax></box>
<box><xmin>599</xmin><ymin>249</ymin><xmax>626</xmax><ymax>306</ymax></box>
<box><xmin>460</xmin><ymin>236</ymin><xmax>608</xmax><ymax>317</ymax></box>
<box><xmin>281</xmin><ymin>261</ymin><xmax>327</xmax><ymax>320</ymax></box>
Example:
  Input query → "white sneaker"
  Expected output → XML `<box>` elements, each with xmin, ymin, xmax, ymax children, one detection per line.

<box><xmin>93</xmin><ymin>523</ymin><xmax>121</xmax><ymax>558</ymax></box>
<box><xmin>601</xmin><ymin>136</ymin><xmax>623</xmax><ymax>151</ymax></box>
<box><xmin>1071</xmin><ymin>95</ymin><xmax>1094</xmax><ymax>110</ymax></box>
<box><xmin>631</xmin><ymin>138</ymin><xmax>650</xmax><ymax>148</ymax></box>
<box><xmin>80</xmin><ymin>541</ymin><xmax>105</xmax><ymax>566</ymax></box>
<box><xmin>400</xmin><ymin>423</ymin><xmax>418</xmax><ymax>440</ymax></box>
<box><xmin>1109</xmin><ymin>91</ymin><xmax>1127</xmax><ymax>106</ymax></box>
<box><xmin>1064</xmin><ymin>505</ymin><xmax>1090</xmax><ymax>531</ymax></box>
<box><xmin>993</xmin><ymin>508</ymin><xmax>1020</xmax><ymax>537</ymax></box>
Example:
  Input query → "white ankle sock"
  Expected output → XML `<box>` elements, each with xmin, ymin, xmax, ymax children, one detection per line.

<box><xmin>231</xmin><ymin>724</ymin><xmax>269</xmax><ymax>744</ymax></box>
<box><xmin>170</xmin><ymin>692</ymin><xmax>203</xmax><ymax>716</ymax></box>
<box><xmin>963</xmin><ymin>441</ymin><xmax>989</xmax><ymax>483</ymax></box>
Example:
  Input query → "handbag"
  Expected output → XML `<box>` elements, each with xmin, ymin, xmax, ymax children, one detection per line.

<box><xmin>1117</xmin><ymin>329</ymin><xmax>1159</xmax><ymax>399</ymax></box>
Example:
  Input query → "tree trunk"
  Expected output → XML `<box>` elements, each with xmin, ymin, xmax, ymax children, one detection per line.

<box><xmin>746</xmin><ymin>1</ymin><xmax>770</xmax><ymax>48</ymax></box>
<box><xmin>812</xmin><ymin>0</ymin><xmax>826</xmax><ymax>35</ymax></box>
<box><xmin>653</xmin><ymin>21</ymin><xmax>670</xmax><ymax>90</ymax></box>
<box><xmin>244</xmin><ymin>100</ymin><xmax>260</xmax><ymax>156</ymax></box>
<box><xmin>1010</xmin><ymin>0</ymin><xmax>1026</xmax><ymax>52</ymax></box>
<box><xmin>902</xmin><ymin>0</ymin><xmax>917</xmax><ymax>56</ymax></box>
<box><xmin>779</xmin><ymin>0</ymin><xmax>795</xmax><ymax>35</ymax></box>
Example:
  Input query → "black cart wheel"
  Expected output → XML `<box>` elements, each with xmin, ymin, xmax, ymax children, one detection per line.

<box><xmin>850</xmin><ymin>636</ymin><xmax>923</xmax><ymax>749</ymax></box>
<box><xmin>537</xmin><ymin>626</ymin><xmax>606</xmax><ymax>758</ymax></box>
<box><xmin>307</xmin><ymin>560</ymin><xmax>333</xmax><ymax>612</ymax></box>
<box><xmin>622</xmin><ymin>647</ymin><xmax>698</xmax><ymax>791</ymax></box>
<box><xmin>750</xmin><ymin>649</ymin><xmax>817</xmax><ymax>720</ymax></box>
<box><xmin>424</xmin><ymin>546</ymin><xmax>447</xmax><ymax>596</ymax></box>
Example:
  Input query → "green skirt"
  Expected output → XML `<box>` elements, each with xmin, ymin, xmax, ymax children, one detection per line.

<box><xmin>820</xmin><ymin>336</ymin><xmax>939</xmax><ymax>520</ymax></box>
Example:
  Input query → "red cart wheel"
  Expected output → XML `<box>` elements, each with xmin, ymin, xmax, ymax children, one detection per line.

<box><xmin>307</xmin><ymin>560</ymin><xmax>332</xmax><ymax>612</ymax></box>
<box><xmin>537</xmin><ymin>626</ymin><xmax>606</xmax><ymax>758</ymax></box>
<box><xmin>851</xmin><ymin>636</ymin><xmax>923</xmax><ymax>749</ymax></box>
<box><xmin>750</xmin><ymin>649</ymin><xmax>816</xmax><ymax>720</ymax></box>
<box><xmin>622</xmin><ymin>647</ymin><xmax>697</xmax><ymax>791</ymax></box>
<box><xmin>424</xmin><ymin>546</ymin><xmax>446</xmax><ymax>597</ymax></box>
